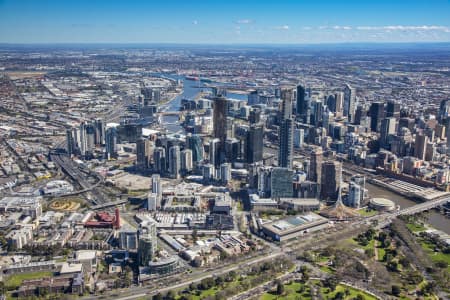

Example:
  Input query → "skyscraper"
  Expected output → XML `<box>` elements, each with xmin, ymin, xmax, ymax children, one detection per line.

<box><xmin>213</xmin><ymin>95</ymin><xmax>228</xmax><ymax>151</ymax></box>
<box><xmin>414</xmin><ymin>134</ymin><xmax>428</xmax><ymax>161</ymax></box>
<box><xmin>320</xmin><ymin>161</ymin><xmax>342</xmax><ymax>201</ymax></box>
<box><xmin>296</xmin><ymin>84</ymin><xmax>307</xmax><ymax>120</ymax></box>
<box><xmin>186</xmin><ymin>134</ymin><xmax>203</xmax><ymax>163</ymax></box>
<box><xmin>168</xmin><ymin>145</ymin><xmax>181</xmax><ymax>179</ymax></box>
<box><xmin>153</xmin><ymin>147</ymin><xmax>166</xmax><ymax>174</ymax></box>
<box><xmin>105</xmin><ymin>126</ymin><xmax>118</xmax><ymax>160</ymax></box>
<box><xmin>248</xmin><ymin>90</ymin><xmax>259</xmax><ymax>105</ymax></box>
<box><xmin>138</xmin><ymin>220</ymin><xmax>157</xmax><ymax>267</ymax></box>
<box><xmin>380</xmin><ymin>117</ymin><xmax>396</xmax><ymax>149</ymax></box>
<box><xmin>308</xmin><ymin>147</ymin><xmax>323</xmax><ymax>183</ymax></box>
<box><xmin>271</xmin><ymin>167</ymin><xmax>293</xmax><ymax>199</ymax></box>
<box><xmin>369</xmin><ymin>102</ymin><xmax>385</xmax><ymax>132</ymax></box>
<box><xmin>310</xmin><ymin>99</ymin><xmax>324</xmax><ymax>127</ymax></box>
<box><xmin>209</xmin><ymin>138</ymin><xmax>221</xmax><ymax>167</ymax></box>
<box><xmin>386</xmin><ymin>101</ymin><xmax>400</xmax><ymax>119</ymax></box>
<box><xmin>334</xmin><ymin>92</ymin><xmax>344</xmax><ymax>115</ymax></box>
<box><xmin>136</xmin><ymin>138</ymin><xmax>151</xmax><ymax>170</ymax></box>
<box><xmin>246</xmin><ymin>123</ymin><xmax>264</xmax><ymax>163</ymax></box>
<box><xmin>181</xmin><ymin>149</ymin><xmax>193</xmax><ymax>173</ymax></box>
<box><xmin>66</xmin><ymin>128</ymin><xmax>75</xmax><ymax>156</ymax></box>
<box><xmin>343</xmin><ymin>84</ymin><xmax>356</xmax><ymax>122</ymax></box>
<box><xmin>94</xmin><ymin>118</ymin><xmax>104</xmax><ymax>146</ymax></box>
<box><xmin>278</xmin><ymin>88</ymin><xmax>294</xmax><ymax>169</ymax></box>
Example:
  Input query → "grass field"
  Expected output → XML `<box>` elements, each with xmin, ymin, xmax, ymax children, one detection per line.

<box><xmin>260</xmin><ymin>281</ymin><xmax>311</xmax><ymax>300</ymax></box>
<box><xmin>405</xmin><ymin>223</ymin><xmax>426</xmax><ymax>233</ymax></box>
<box><xmin>356</xmin><ymin>208</ymin><xmax>378</xmax><ymax>217</ymax></box>
<box><xmin>420</xmin><ymin>240</ymin><xmax>450</xmax><ymax>273</ymax></box>
<box><xmin>5</xmin><ymin>271</ymin><xmax>53</xmax><ymax>290</ymax></box>
<box><xmin>319</xmin><ymin>284</ymin><xmax>378</xmax><ymax>300</ymax></box>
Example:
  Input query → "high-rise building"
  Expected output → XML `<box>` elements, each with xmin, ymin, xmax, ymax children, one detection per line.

<box><xmin>386</xmin><ymin>101</ymin><xmax>400</xmax><ymax>119</ymax></box>
<box><xmin>138</xmin><ymin>220</ymin><xmax>157</xmax><ymax>266</ymax></box>
<box><xmin>380</xmin><ymin>117</ymin><xmax>396</xmax><ymax>149</ymax></box>
<box><xmin>369</xmin><ymin>102</ymin><xmax>385</xmax><ymax>132</ymax></box>
<box><xmin>168</xmin><ymin>145</ymin><xmax>181</xmax><ymax>179</ymax></box>
<box><xmin>414</xmin><ymin>134</ymin><xmax>428</xmax><ymax>161</ymax></box>
<box><xmin>293</xmin><ymin>128</ymin><xmax>304</xmax><ymax>149</ymax></box>
<box><xmin>153</xmin><ymin>147</ymin><xmax>166</xmax><ymax>174</ymax></box>
<box><xmin>79</xmin><ymin>121</ymin><xmax>96</xmax><ymax>159</ymax></box>
<box><xmin>209</xmin><ymin>138</ymin><xmax>221</xmax><ymax>167</ymax></box>
<box><xmin>310</xmin><ymin>99</ymin><xmax>324</xmax><ymax>127</ymax></box>
<box><xmin>248</xmin><ymin>90</ymin><xmax>259</xmax><ymax>105</ymax></box>
<box><xmin>281</xmin><ymin>88</ymin><xmax>293</xmax><ymax>119</ymax></box>
<box><xmin>320</xmin><ymin>161</ymin><xmax>342</xmax><ymax>201</ymax></box>
<box><xmin>181</xmin><ymin>149</ymin><xmax>193</xmax><ymax>173</ymax></box>
<box><xmin>438</xmin><ymin>99</ymin><xmax>450</xmax><ymax>124</ymax></box>
<box><xmin>308</xmin><ymin>147</ymin><xmax>323</xmax><ymax>183</ymax></box>
<box><xmin>151</xmin><ymin>174</ymin><xmax>162</xmax><ymax>199</ymax></box>
<box><xmin>346</xmin><ymin>182</ymin><xmax>362</xmax><ymax>208</ymax></box>
<box><xmin>334</xmin><ymin>92</ymin><xmax>344</xmax><ymax>115</ymax></box>
<box><xmin>278</xmin><ymin>118</ymin><xmax>294</xmax><ymax>169</ymax></box>
<box><xmin>186</xmin><ymin>134</ymin><xmax>203</xmax><ymax>163</ymax></box>
<box><xmin>296</xmin><ymin>85</ymin><xmax>307</xmax><ymax>120</ymax></box>
<box><xmin>271</xmin><ymin>167</ymin><xmax>293</xmax><ymax>198</ymax></box>
<box><xmin>94</xmin><ymin>118</ymin><xmax>104</xmax><ymax>146</ymax></box>
<box><xmin>136</xmin><ymin>138</ymin><xmax>151</xmax><ymax>170</ymax></box>
<box><xmin>343</xmin><ymin>84</ymin><xmax>356</xmax><ymax>122</ymax></box>
<box><xmin>66</xmin><ymin>128</ymin><xmax>75</xmax><ymax>156</ymax></box>
<box><xmin>220</xmin><ymin>163</ymin><xmax>231</xmax><ymax>183</ymax></box>
<box><xmin>246</xmin><ymin>123</ymin><xmax>264</xmax><ymax>163</ymax></box>
<box><xmin>105</xmin><ymin>126</ymin><xmax>118</xmax><ymax>160</ymax></box>
<box><xmin>213</xmin><ymin>95</ymin><xmax>228</xmax><ymax>152</ymax></box>
<box><xmin>225</xmin><ymin>138</ymin><xmax>241</xmax><ymax>163</ymax></box>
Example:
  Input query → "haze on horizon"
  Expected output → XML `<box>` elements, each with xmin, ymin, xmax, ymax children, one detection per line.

<box><xmin>0</xmin><ymin>0</ymin><xmax>450</xmax><ymax>44</ymax></box>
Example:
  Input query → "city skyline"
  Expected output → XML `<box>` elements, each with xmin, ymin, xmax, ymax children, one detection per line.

<box><xmin>1</xmin><ymin>0</ymin><xmax>450</xmax><ymax>44</ymax></box>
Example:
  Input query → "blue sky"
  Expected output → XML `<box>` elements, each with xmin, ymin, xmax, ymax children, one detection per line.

<box><xmin>0</xmin><ymin>0</ymin><xmax>449</xmax><ymax>44</ymax></box>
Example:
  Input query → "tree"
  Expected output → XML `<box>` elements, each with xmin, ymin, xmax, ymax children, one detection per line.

<box><xmin>166</xmin><ymin>290</ymin><xmax>176</xmax><ymax>300</ymax></box>
<box><xmin>324</xmin><ymin>276</ymin><xmax>339</xmax><ymax>292</ymax></box>
<box><xmin>365</xmin><ymin>248</ymin><xmax>375</xmax><ymax>258</ymax></box>
<box><xmin>391</xmin><ymin>285</ymin><xmax>401</xmax><ymax>296</ymax></box>
<box><xmin>192</xmin><ymin>228</ymin><xmax>198</xmax><ymax>243</ymax></box>
<box><xmin>387</xmin><ymin>261</ymin><xmax>398</xmax><ymax>272</ymax></box>
<box><xmin>334</xmin><ymin>291</ymin><xmax>345</xmax><ymax>300</ymax></box>
<box><xmin>276</xmin><ymin>280</ymin><xmax>284</xmax><ymax>295</ymax></box>
<box><xmin>435</xmin><ymin>260</ymin><xmax>448</xmax><ymax>269</ymax></box>
<box><xmin>153</xmin><ymin>293</ymin><xmax>163</xmax><ymax>300</ymax></box>
<box><xmin>355</xmin><ymin>294</ymin><xmax>365</xmax><ymax>300</ymax></box>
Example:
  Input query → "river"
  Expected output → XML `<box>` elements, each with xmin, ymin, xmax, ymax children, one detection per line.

<box><xmin>366</xmin><ymin>183</ymin><xmax>450</xmax><ymax>234</ymax></box>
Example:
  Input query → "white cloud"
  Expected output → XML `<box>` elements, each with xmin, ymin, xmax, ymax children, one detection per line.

<box><xmin>275</xmin><ymin>25</ymin><xmax>290</xmax><ymax>30</ymax></box>
<box><xmin>356</xmin><ymin>25</ymin><xmax>449</xmax><ymax>31</ymax></box>
<box><xmin>236</xmin><ymin>19</ymin><xmax>252</xmax><ymax>24</ymax></box>
<box><xmin>192</xmin><ymin>20</ymin><xmax>198</xmax><ymax>25</ymax></box>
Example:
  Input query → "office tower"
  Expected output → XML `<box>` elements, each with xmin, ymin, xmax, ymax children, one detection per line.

<box><xmin>334</xmin><ymin>92</ymin><xmax>344</xmax><ymax>115</ymax></box>
<box><xmin>398</xmin><ymin>117</ymin><xmax>415</xmax><ymax>133</ymax></box>
<box><xmin>153</xmin><ymin>147</ymin><xmax>166</xmax><ymax>174</ymax></box>
<box><xmin>415</xmin><ymin>134</ymin><xmax>428</xmax><ymax>160</ymax></box>
<box><xmin>249</xmin><ymin>108</ymin><xmax>261</xmax><ymax>124</ymax></box>
<box><xmin>151</xmin><ymin>174</ymin><xmax>162</xmax><ymax>199</ymax></box>
<box><xmin>386</xmin><ymin>101</ymin><xmax>400</xmax><ymax>119</ymax></box>
<box><xmin>369</xmin><ymin>102</ymin><xmax>385</xmax><ymax>132</ymax></box>
<box><xmin>438</xmin><ymin>99</ymin><xmax>450</xmax><ymax>123</ymax></box>
<box><xmin>380</xmin><ymin>117</ymin><xmax>396</xmax><ymax>149</ymax></box>
<box><xmin>168</xmin><ymin>145</ymin><xmax>181</xmax><ymax>179</ymax></box>
<box><xmin>119</xmin><ymin>229</ymin><xmax>138</xmax><ymax>250</ymax></box>
<box><xmin>94</xmin><ymin>118</ymin><xmax>104</xmax><ymax>146</ymax></box>
<box><xmin>278</xmin><ymin>118</ymin><xmax>294</xmax><ymax>169</ymax></box>
<box><xmin>220</xmin><ymin>163</ymin><xmax>231</xmax><ymax>183</ymax></box>
<box><xmin>343</xmin><ymin>84</ymin><xmax>356</xmax><ymax>122</ymax></box>
<box><xmin>320</xmin><ymin>161</ymin><xmax>342</xmax><ymax>201</ymax></box>
<box><xmin>209</xmin><ymin>138</ymin><xmax>221</xmax><ymax>167</ymax></box>
<box><xmin>147</xmin><ymin>193</ymin><xmax>158</xmax><ymax>211</ymax></box>
<box><xmin>310</xmin><ymin>99</ymin><xmax>324</xmax><ymax>127</ymax></box>
<box><xmin>346</xmin><ymin>182</ymin><xmax>362</xmax><ymax>208</ymax></box>
<box><xmin>294</xmin><ymin>128</ymin><xmax>304</xmax><ymax>149</ymax></box>
<box><xmin>225</xmin><ymin>138</ymin><xmax>241</xmax><ymax>163</ymax></box>
<box><xmin>186</xmin><ymin>134</ymin><xmax>203</xmax><ymax>163</ymax></box>
<box><xmin>435</xmin><ymin>124</ymin><xmax>446</xmax><ymax>140</ymax></box>
<box><xmin>248</xmin><ymin>90</ymin><xmax>259</xmax><ymax>105</ymax></box>
<box><xmin>66</xmin><ymin>128</ymin><xmax>75</xmax><ymax>156</ymax></box>
<box><xmin>136</xmin><ymin>138</ymin><xmax>151</xmax><ymax>170</ymax></box>
<box><xmin>105</xmin><ymin>126</ymin><xmax>118</xmax><ymax>160</ymax></box>
<box><xmin>296</xmin><ymin>84</ymin><xmax>307</xmax><ymax>120</ymax></box>
<box><xmin>138</xmin><ymin>221</ymin><xmax>157</xmax><ymax>267</ymax></box>
<box><xmin>271</xmin><ymin>167</ymin><xmax>293</xmax><ymax>198</ymax></box>
<box><xmin>322</xmin><ymin>111</ymin><xmax>334</xmax><ymax>133</ymax></box>
<box><xmin>308</xmin><ymin>147</ymin><xmax>323</xmax><ymax>183</ymax></box>
<box><xmin>446</xmin><ymin>118</ymin><xmax>450</xmax><ymax>154</ymax></box>
<box><xmin>326</xmin><ymin>95</ymin><xmax>336</xmax><ymax>113</ymax></box>
<box><xmin>353</xmin><ymin>105</ymin><xmax>365</xmax><ymax>125</ymax></box>
<box><xmin>246</xmin><ymin>123</ymin><xmax>264</xmax><ymax>163</ymax></box>
<box><xmin>257</xmin><ymin>166</ymin><xmax>272</xmax><ymax>197</ymax></box>
<box><xmin>425</xmin><ymin>142</ymin><xmax>436</xmax><ymax>161</ymax></box>
<box><xmin>80</xmin><ymin>121</ymin><xmax>96</xmax><ymax>159</ymax></box>
<box><xmin>202</xmin><ymin>164</ymin><xmax>215</xmax><ymax>182</ymax></box>
<box><xmin>281</xmin><ymin>88</ymin><xmax>294</xmax><ymax>119</ymax></box>
<box><xmin>213</xmin><ymin>95</ymin><xmax>228</xmax><ymax>148</ymax></box>
<box><xmin>181</xmin><ymin>149</ymin><xmax>193</xmax><ymax>173</ymax></box>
